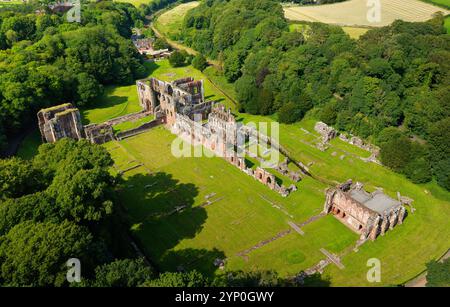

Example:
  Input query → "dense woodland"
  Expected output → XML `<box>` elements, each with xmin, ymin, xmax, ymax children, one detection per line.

<box><xmin>0</xmin><ymin>1</ymin><xmax>147</xmax><ymax>152</ymax></box>
<box><xmin>182</xmin><ymin>0</ymin><xmax>450</xmax><ymax>190</ymax></box>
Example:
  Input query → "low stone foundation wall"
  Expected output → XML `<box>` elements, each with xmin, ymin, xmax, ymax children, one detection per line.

<box><xmin>116</xmin><ymin>118</ymin><xmax>164</xmax><ymax>140</ymax></box>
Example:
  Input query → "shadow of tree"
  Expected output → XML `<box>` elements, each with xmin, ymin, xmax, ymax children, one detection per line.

<box><xmin>300</xmin><ymin>273</ymin><xmax>331</xmax><ymax>287</ymax></box>
<box><xmin>119</xmin><ymin>172</ymin><xmax>223</xmax><ymax>275</ymax></box>
<box><xmin>161</xmin><ymin>248</ymin><xmax>226</xmax><ymax>279</ymax></box>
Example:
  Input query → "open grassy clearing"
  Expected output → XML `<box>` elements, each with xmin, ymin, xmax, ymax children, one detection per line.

<box><xmin>284</xmin><ymin>0</ymin><xmax>450</xmax><ymax>27</ymax></box>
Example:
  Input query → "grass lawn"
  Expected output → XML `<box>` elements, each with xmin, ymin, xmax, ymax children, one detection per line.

<box><xmin>17</xmin><ymin>1</ymin><xmax>450</xmax><ymax>285</ymax></box>
<box><xmin>80</xmin><ymin>84</ymin><xmax>143</xmax><ymax>125</ymax></box>
<box><xmin>341</xmin><ymin>26</ymin><xmax>369</xmax><ymax>39</ymax></box>
<box><xmin>80</xmin><ymin>62</ymin><xmax>157</xmax><ymax>125</ymax></box>
<box><xmin>104</xmin><ymin>127</ymin><xmax>350</xmax><ymax>278</ymax></box>
<box><xmin>112</xmin><ymin>115</ymin><xmax>155</xmax><ymax>134</ymax></box>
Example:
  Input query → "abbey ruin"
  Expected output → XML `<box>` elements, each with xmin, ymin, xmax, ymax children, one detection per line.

<box><xmin>38</xmin><ymin>103</ymin><xmax>84</xmax><ymax>143</ymax></box>
<box><xmin>38</xmin><ymin>77</ymin><xmax>300</xmax><ymax>196</ymax></box>
<box><xmin>323</xmin><ymin>180</ymin><xmax>407</xmax><ymax>241</ymax></box>
<box><xmin>136</xmin><ymin>77</ymin><xmax>299</xmax><ymax>196</ymax></box>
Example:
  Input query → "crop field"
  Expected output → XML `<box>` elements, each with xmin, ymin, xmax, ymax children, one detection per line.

<box><xmin>289</xmin><ymin>22</ymin><xmax>369</xmax><ymax>39</ymax></box>
<box><xmin>284</xmin><ymin>0</ymin><xmax>450</xmax><ymax>27</ymax></box>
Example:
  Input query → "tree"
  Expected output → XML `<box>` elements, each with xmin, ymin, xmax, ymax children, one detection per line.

<box><xmin>90</xmin><ymin>258</ymin><xmax>154</xmax><ymax>287</ymax></box>
<box><xmin>169</xmin><ymin>50</ymin><xmax>188</xmax><ymax>67</ymax></box>
<box><xmin>379</xmin><ymin>135</ymin><xmax>412</xmax><ymax>172</ymax></box>
<box><xmin>0</xmin><ymin>157</ymin><xmax>43</xmax><ymax>200</ymax></box>
<box><xmin>192</xmin><ymin>54</ymin><xmax>208</xmax><ymax>71</ymax></box>
<box><xmin>142</xmin><ymin>270</ymin><xmax>209</xmax><ymax>287</ymax></box>
<box><xmin>75</xmin><ymin>73</ymin><xmax>103</xmax><ymax>106</ymax></box>
<box><xmin>153</xmin><ymin>38</ymin><xmax>169</xmax><ymax>50</ymax></box>
<box><xmin>0</xmin><ymin>220</ymin><xmax>94</xmax><ymax>287</ymax></box>
<box><xmin>426</xmin><ymin>259</ymin><xmax>450</xmax><ymax>287</ymax></box>
<box><xmin>0</xmin><ymin>192</ymin><xmax>56</xmax><ymax>235</ymax></box>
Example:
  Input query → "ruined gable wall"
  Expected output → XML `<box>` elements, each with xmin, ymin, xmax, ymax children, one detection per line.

<box><xmin>327</xmin><ymin>189</ymin><xmax>377</xmax><ymax>231</ymax></box>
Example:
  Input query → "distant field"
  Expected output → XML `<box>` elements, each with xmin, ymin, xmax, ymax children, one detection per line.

<box><xmin>284</xmin><ymin>0</ymin><xmax>450</xmax><ymax>27</ymax></box>
<box><xmin>423</xmin><ymin>0</ymin><xmax>450</xmax><ymax>8</ymax></box>
<box><xmin>153</xmin><ymin>1</ymin><xmax>200</xmax><ymax>39</ymax></box>
<box><xmin>114</xmin><ymin>0</ymin><xmax>153</xmax><ymax>7</ymax></box>
<box><xmin>289</xmin><ymin>23</ymin><xmax>369</xmax><ymax>39</ymax></box>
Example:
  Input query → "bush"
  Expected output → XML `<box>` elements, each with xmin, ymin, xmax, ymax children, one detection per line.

<box><xmin>426</xmin><ymin>258</ymin><xmax>450</xmax><ymax>287</ymax></box>
<box><xmin>169</xmin><ymin>50</ymin><xmax>188</xmax><ymax>67</ymax></box>
<box><xmin>192</xmin><ymin>54</ymin><xmax>208</xmax><ymax>71</ymax></box>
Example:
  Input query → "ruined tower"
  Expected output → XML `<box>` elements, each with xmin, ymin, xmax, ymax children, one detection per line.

<box><xmin>37</xmin><ymin>103</ymin><xmax>84</xmax><ymax>143</ymax></box>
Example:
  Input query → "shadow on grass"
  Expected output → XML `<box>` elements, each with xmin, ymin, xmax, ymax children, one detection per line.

<box><xmin>162</xmin><ymin>248</ymin><xmax>226</xmax><ymax>279</ymax></box>
<box><xmin>121</xmin><ymin>172</ymin><xmax>225</xmax><ymax>277</ymax></box>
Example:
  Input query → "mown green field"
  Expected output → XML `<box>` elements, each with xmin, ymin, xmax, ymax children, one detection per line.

<box><xmin>104</xmin><ymin>126</ymin><xmax>356</xmax><ymax>278</ymax></box>
<box><xmin>80</xmin><ymin>83</ymin><xmax>143</xmax><ymax>125</ymax></box>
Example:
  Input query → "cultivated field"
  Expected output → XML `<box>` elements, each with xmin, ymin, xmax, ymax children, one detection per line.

<box><xmin>289</xmin><ymin>23</ymin><xmax>369</xmax><ymax>39</ymax></box>
<box><xmin>284</xmin><ymin>0</ymin><xmax>450</xmax><ymax>27</ymax></box>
